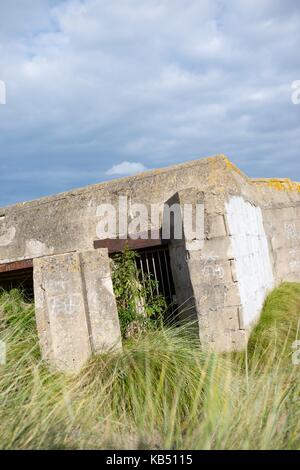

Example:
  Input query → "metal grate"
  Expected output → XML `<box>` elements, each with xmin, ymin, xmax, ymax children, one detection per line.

<box><xmin>110</xmin><ymin>244</ymin><xmax>178</xmax><ymax>323</ymax></box>
<box><xmin>134</xmin><ymin>246</ymin><xmax>178</xmax><ymax>322</ymax></box>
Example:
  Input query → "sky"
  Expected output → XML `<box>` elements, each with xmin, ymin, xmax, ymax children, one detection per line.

<box><xmin>0</xmin><ymin>0</ymin><xmax>299</xmax><ymax>207</ymax></box>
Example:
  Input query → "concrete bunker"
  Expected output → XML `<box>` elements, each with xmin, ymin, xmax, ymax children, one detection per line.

<box><xmin>1</xmin><ymin>155</ymin><xmax>300</xmax><ymax>372</ymax></box>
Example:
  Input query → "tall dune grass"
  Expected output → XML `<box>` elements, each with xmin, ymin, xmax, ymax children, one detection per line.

<box><xmin>0</xmin><ymin>284</ymin><xmax>300</xmax><ymax>450</ymax></box>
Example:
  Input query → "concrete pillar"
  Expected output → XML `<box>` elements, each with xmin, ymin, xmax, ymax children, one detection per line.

<box><xmin>33</xmin><ymin>249</ymin><xmax>121</xmax><ymax>373</ymax></box>
<box><xmin>165</xmin><ymin>189</ymin><xmax>244</xmax><ymax>352</ymax></box>
<box><xmin>165</xmin><ymin>189</ymin><xmax>205</xmax><ymax>326</ymax></box>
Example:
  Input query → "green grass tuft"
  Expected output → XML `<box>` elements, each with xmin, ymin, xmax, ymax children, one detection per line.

<box><xmin>0</xmin><ymin>284</ymin><xmax>300</xmax><ymax>449</ymax></box>
<box><xmin>246</xmin><ymin>282</ymin><xmax>300</xmax><ymax>367</ymax></box>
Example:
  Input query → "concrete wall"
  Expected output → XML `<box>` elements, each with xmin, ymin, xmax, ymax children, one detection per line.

<box><xmin>225</xmin><ymin>196</ymin><xmax>274</xmax><ymax>328</ymax></box>
<box><xmin>253</xmin><ymin>183</ymin><xmax>300</xmax><ymax>284</ymax></box>
<box><xmin>1</xmin><ymin>154</ymin><xmax>300</xmax><ymax>366</ymax></box>
<box><xmin>34</xmin><ymin>249</ymin><xmax>121</xmax><ymax>372</ymax></box>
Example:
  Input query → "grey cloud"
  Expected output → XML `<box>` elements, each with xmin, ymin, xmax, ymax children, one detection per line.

<box><xmin>0</xmin><ymin>0</ymin><xmax>299</xmax><ymax>206</ymax></box>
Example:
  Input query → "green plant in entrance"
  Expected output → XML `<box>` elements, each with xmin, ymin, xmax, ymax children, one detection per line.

<box><xmin>111</xmin><ymin>247</ymin><xmax>167</xmax><ymax>337</ymax></box>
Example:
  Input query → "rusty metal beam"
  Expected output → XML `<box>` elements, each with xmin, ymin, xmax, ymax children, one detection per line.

<box><xmin>0</xmin><ymin>259</ymin><xmax>33</xmax><ymax>274</ymax></box>
<box><xmin>94</xmin><ymin>230</ymin><xmax>169</xmax><ymax>254</ymax></box>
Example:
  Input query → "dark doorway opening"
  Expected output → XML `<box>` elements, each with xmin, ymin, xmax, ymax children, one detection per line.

<box><xmin>0</xmin><ymin>261</ymin><xmax>34</xmax><ymax>300</ymax></box>
<box><xmin>134</xmin><ymin>245</ymin><xmax>178</xmax><ymax>323</ymax></box>
<box><xmin>95</xmin><ymin>234</ymin><xmax>179</xmax><ymax>324</ymax></box>
<box><xmin>109</xmin><ymin>244</ymin><xmax>178</xmax><ymax>325</ymax></box>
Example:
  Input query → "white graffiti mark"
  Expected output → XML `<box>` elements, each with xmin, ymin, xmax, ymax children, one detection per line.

<box><xmin>0</xmin><ymin>226</ymin><xmax>16</xmax><ymax>246</ymax></box>
<box><xmin>201</xmin><ymin>255</ymin><xmax>225</xmax><ymax>279</ymax></box>
<box><xmin>284</xmin><ymin>222</ymin><xmax>300</xmax><ymax>240</ymax></box>
<box><xmin>289</xmin><ymin>248</ymin><xmax>300</xmax><ymax>257</ymax></box>
<box><xmin>48</xmin><ymin>293</ymin><xmax>82</xmax><ymax>316</ymax></box>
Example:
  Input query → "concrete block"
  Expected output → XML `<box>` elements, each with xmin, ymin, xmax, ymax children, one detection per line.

<box><xmin>33</xmin><ymin>250</ymin><xmax>121</xmax><ymax>373</ymax></box>
<box><xmin>201</xmin><ymin>236</ymin><xmax>233</xmax><ymax>261</ymax></box>
<box><xmin>207</xmin><ymin>214</ymin><xmax>227</xmax><ymax>239</ymax></box>
<box><xmin>199</xmin><ymin>308</ymin><xmax>245</xmax><ymax>352</ymax></box>
<box><xmin>195</xmin><ymin>283</ymin><xmax>226</xmax><ymax>313</ymax></box>
<box><xmin>207</xmin><ymin>307</ymin><xmax>240</xmax><ymax>331</ymax></box>
<box><xmin>230</xmin><ymin>329</ymin><xmax>248</xmax><ymax>351</ymax></box>
<box><xmin>230</xmin><ymin>259</ymin><xmax>238</xmax><ymax>282</ymax></box>
<box><xmin>190</xmin><ymin>256</ymin><xmax>232</xmax><ymax>284</ymax></box>
<box><xmin>224</xmin><ymin>283</ymin><xmax>241</xmax><ymax>307</ymax></box>
<box><xmin>271</xmin><ymin>235</ymin><xmax>286</xmax><ymax>251</ymax></box>
<box><xmin>237</xmin><ymin>305</ymin><xmax>245</xmax><ymax>329</ymax></box>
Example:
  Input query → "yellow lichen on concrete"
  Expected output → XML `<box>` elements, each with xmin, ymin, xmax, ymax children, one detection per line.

<box><xmin>252</xmin><ymin>178</ymin><xmax>300</xmax><ymax>192</ymax></box>
<box><xmin>224</xmin><ymin>156</ymin><xmax>249</xmax><ymax>179</ymax></box>
<box><xmin>223</xmin><ymin>157</ymin><xmax>300</xmax><ymax>193</ymax></box>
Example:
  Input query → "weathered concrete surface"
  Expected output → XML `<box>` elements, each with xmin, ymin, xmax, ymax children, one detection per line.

<box><xmin>166</xmin><ymin>186</ymin><xmax>246</xmax><ymax>351</ymax></box>
<box><xmin>1</xmin><ymin>154</ymin><xmax>300</xmax><ymax>356</ymax></box>
<box><xmin>33</xmin><ymin>249</ymin><xmax>121</xmax><ymax>372</ymax></box>
<box><xmin>0</xmin><ymin>156</ymin><xmax>237</xmax><ymax>264</ymax></box>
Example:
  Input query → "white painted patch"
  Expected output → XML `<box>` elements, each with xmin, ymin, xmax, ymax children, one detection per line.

<box><xmin>0</xmin><ymin>226</ymin><xmax>16</xmax><ymax>246</ymax></box>
<box><xmin>225</xmin><ymin>196</ymin><xmax>274</xmax><ymax>327</ymax></box>
<box><xmin>25</xmin><ymin>239</ymin><xmax>54</xmax><ymax>257</ymax></box>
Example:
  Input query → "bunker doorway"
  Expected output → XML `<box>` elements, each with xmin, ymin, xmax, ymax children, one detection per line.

<box><xmin>0</xmin><ymin>260</ymin><xmax>34</xmax><ymax>300</ymax></box>
<box><xmin>94</xmin><ymin>236</ymin><xmax>179</xmax><ymax>324</ymax></box>
<box><xmin>133</xmin><ymin>246</ymin><xmax>178</xmax><ymax>325</ymax></box>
